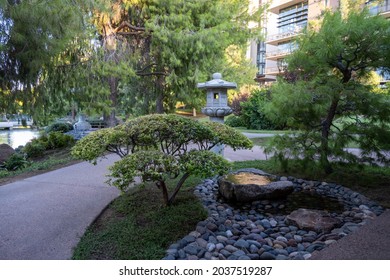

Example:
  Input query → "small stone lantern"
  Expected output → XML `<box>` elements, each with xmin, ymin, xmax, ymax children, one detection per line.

<box><xmin>197</xmin><ymin>73</ymin><xmax>236</xmax><ymax>155</ymax></box>
<box><xmin>74</xmin><ymin>114</ymin><xmax>91</xmax><ymax>131</ymax></box>
<box><xmin>197</xmin><ymin>73</ymin><xmax>236</xmax><ymax>123</ymax></box>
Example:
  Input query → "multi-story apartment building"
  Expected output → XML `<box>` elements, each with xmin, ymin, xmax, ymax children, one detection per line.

<box><xmin>249</xmin><ymin>0</ymin><xmax>390</xmax><ymax>85</ymax></box>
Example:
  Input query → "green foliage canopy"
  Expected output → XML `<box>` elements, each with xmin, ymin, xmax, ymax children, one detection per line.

<box><xmin>52</xmin><ymin>0</ymin><xmax>263</xmax><ymax>120</ymax></box>
<box><xmin>0</xmin><ymin>0</ymin><xmax>87</xmax><ymax>121</ymax></box>
<box><xmin>72</xmin><ymin>114</ymin><xmax>253</xmax><ymax>205</ymax></box>
<box><xmin>265</xmin><ymin>8</ymin><xmax>390</xmax><ymax>173</ymax></box>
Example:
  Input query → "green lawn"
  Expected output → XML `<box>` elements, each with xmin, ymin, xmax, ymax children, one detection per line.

<box><xmin>72</xmin><ymin>174</ymin><xmax>207</xmax><ymax>260</ymax></box>
<box><xmin>235</xmin><ymin>127</ymin><xmax>289</xmax><ymax>134</ymax></box>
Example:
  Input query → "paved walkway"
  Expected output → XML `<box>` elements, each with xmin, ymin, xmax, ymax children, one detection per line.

<box><xmin>0</xmin><ymin>154</ymin><xmax>121</xmax><ymax>260</ymax></box>
<box><xmin>0</xmin><ymin>141</ymin><xmax>389</xmax><ymax>260</ymax></box>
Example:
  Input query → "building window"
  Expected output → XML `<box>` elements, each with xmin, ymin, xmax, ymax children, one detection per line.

<box><xmin>257</xmin><ymin>40</ymin><xmax>266</xmax><ymax>75</ymax></box>
<box><xmin>278</xmin><ymin>1</ymin><xmax>308</xmax><ymax>34</ymax></box>
<box><xmin>367</xmin><ymin>0</ymin><xmax>390</xmax><ymax>15</ymax></box>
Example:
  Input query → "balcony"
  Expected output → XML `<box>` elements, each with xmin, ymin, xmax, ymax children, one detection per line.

<box><xmin>266</xmin><ymin>29</ymin><xmax>302</xmax><ymax>45</ymax></box>
<box><xmin>255</xmin><ymin>74</ymin><xmax>277</xmax><ymax>83</ymax></box>
<box><xmin>269</xmin><ymin>0</ymin><xmax>306</xmax><ymax>14</ymax></box>
<box><xmin>369</xmin><ymin>1</ymin><xmax>390</xmax><ymax>18</ymax></box>
<box><xmin>265</xmin><ymin>67</ymin><xmax>285</xmax><ymax>76</ymax></box>
<box><xmin>265</xmin><ymin>49</ymin><xmax>294</xmax><ymax>60</ymax></box>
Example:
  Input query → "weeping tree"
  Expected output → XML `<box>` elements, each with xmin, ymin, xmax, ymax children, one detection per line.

<box><xmin>83</xmin><ymin>0</ymin><xmax>263</xmax><ymax>123</ymax></box>
<box><xmin>71</xmin><ymin>114</ymin><xmax>253</xmax><ymax>206</ymax></box>
<box><xmin>1</xmin><ymin>0</ymin><xmax>263</xmax><ymax>125</ymax></box>
<box><xmin>0</xmin><ymin>0</ymin><xmax>87</xmax><ymax>123</ymax></box>
<box><xmin>265</xmin><ymin>7</ymin><xmax>390</xmax><ymax>173</ymax></box>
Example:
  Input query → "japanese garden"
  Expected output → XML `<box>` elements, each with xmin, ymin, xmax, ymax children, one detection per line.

<box><xmin>0</xmin><ymin>0</ymin><xmax>389</xmax><ymax>262</ymax></box>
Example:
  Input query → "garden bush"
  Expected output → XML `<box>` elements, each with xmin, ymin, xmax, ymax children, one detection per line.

<box><xmin>230</xmin><ymin>92</ymin><xmax>249</xmax><ymax>116</ymax></box>
<box><xmin>45</xmin><ymin>122</ymin><xmax>73</xmax><ymax>134</ymax></box>
<box><xmin>22</xmin><ymin>132</ymin><xmax>75</xmax><ymax>158</ymax></box>
<box><xmin>224</xmin><ymin>115</ymin><xmax>246</xmax><ymax>128</ymax></box>
<box><xmin>241</xmin><ymin>88</ymin><xmax>284</xmax><ymax>130</ymax></box>
<box><xmin>72</xmin><ymin>114</ymin><xmax>253</xmax><ymax>206</ymax></box>
<box><xmin>22</xmin><ymin>140</ymin><xmax>46</xmax><ymax>158</ymax></box>
<box><xmin>225</xmin><ymin>89</ymin><xmax>284</xmax><ymax>130</ymax></box>
<box><xmin>2</xmin><ymin>153</ymin><xmax>30</xmax><ymax>171</ymax></box>
<box><xmin>47</xmin><ymin>132</ymin><xmax>75</xmax><ymax>149</ymax></box>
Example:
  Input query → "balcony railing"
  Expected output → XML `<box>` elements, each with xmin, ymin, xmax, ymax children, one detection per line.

<box><xmin>369</xmin><ymin>1</ymin><xmax>390</xmax><ymax>16</ymax></box>
<box><xmin>266</xmin><ymin>26</ymin><xmax>304</xmax><ymax>43</ymax></box>
<box><xmin>269</xmin><ymin>0</ymin><xmax>306</xmax><ymax>14</ymax></box>
<box><xmin>266</xmin><ymin>49</ymin><xmax>294</xmax><ymax>58</ymax></box>
<box><xmin>265</xmin><ymin>67</ymin><xmax>285</xmax><ymax>75</ymax></box>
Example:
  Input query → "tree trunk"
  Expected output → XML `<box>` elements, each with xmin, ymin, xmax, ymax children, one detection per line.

<box><xmin>155</xmin><ymin>74</ymin><xmax>164</xmax><ymax>114</ymax></box>
<box><xmin>167</xmin><ymin>173</ymin><xmax>190</xmax><ymax>206</ymax></box>
<box><xmin>156</xmin><ymin>92</ymin><xmax>164</xmax><ymax>114</ymax></box>
<box><xmin>156</xmin><ymin>180</ymin><xmax>169</xmax><ymax>206</ymax></box>
<box><xmin>104</xmin><ymin>76</ymin><xmax>119</xmax><ymax>127</ymax></box>
<box><xmin>320</xmin><ymin>98</ymin><xmax>339</xmax><ymax>174</ymax></box>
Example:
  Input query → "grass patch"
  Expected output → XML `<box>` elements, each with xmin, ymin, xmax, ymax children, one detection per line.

<box><xmin>72</xmin><ymin>175</ymin><xmax>207</xmax><ymax>260</ymax></box>
<box><xmin>250</xmin><ymin>137</ymin><xmax>272</xmax><ymax>147</ymax></box>
<box><xmin>235</xmin><ymin>128</ymin><xmax>289</xmax><ymax>134</ymax></box>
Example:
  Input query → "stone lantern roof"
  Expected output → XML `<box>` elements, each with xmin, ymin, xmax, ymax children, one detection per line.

<box><xmin>197</xmin><ymin>73</ymin><xmax>237</xmax><ymax>89</ymax></box>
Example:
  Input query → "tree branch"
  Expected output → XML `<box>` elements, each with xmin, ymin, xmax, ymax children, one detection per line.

<box><xmin>115</xmin><ymin>21</ymin><xmax>146</xmax><ymax>33</ymax></box>
<box><xmin>137</xmin><ymin>63</ymin><xmax>158</xmax><ymax>73</ymax></box>
<box><xmin>117</xmin><ymin>31</ymin><xmax>144</xmax><ymax>36</ymax></box>
<box><xmin>136</xmin><ymin>71</ymin><xmax>167</xmax><ymax>76</ymax></box>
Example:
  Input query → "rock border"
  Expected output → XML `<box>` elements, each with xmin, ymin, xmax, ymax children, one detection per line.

<box><xmin>163</xmin><ymin>170</ymin><xmax>384</xmax><ymax>260</ymax></box>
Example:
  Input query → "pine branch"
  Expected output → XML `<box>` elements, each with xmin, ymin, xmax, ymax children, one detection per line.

<box><xmin>136</xmin><ymin>71</ymin><xmax>167</xmax><ymax>76</ymax></box>
<box><xmin>115</xmin><ymin>21</ymin><xmax>146</xmax><ymax>33</ymax></box>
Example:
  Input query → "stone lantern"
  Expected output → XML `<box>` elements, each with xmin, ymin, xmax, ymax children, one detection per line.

<box><xmin>74</xmin><ymin>114</ymin><xmax>91</xmax><ymax>131</ymax></box>
<box><xmin>197</xmin><ymin>73</ymin><xmax>236</xmax><ymax>124</ymax></box>
<box><xmin>197</xmin><ymin>73</ymin><xmax>236</xmax><ymax>155</ymax></box>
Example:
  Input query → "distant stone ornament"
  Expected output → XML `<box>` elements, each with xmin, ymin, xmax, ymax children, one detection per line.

<box><xmin>74</xmin><ymin>114</ymin><xmax>91</xmax><ymax>131</ymax></box>
<box><xmin>218</xmin><ymin>169</ymin><xmax>294</xmax><ymax>202</ymax></box>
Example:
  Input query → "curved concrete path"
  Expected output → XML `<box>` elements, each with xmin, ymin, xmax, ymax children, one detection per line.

<box><xmin>0</xmin><ymin>154</ymin><xmax>120</xmax><ymax>260</ymax></box>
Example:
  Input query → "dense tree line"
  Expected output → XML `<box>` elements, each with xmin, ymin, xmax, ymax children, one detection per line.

<box><xmin>0</xmin><ymin>0</ymin><xmax>261</xmax><ymax>125</ymax></box>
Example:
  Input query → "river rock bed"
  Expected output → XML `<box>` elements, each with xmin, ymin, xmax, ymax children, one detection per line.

<box><xmin>163</xmin><ymin>172</ymin><xmax>385</xmax><ymax>260</ymax></box>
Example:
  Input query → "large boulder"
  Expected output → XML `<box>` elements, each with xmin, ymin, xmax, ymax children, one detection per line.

<box><xmin>0</xmin><ymin>143</ymin><xmax>15</xmax><ymax>163</ymax></box>
<box><xmin>286</xmin><ymin>208</ymin><xmax>342</xmax><ymax>233</ymax></box>
<box><xmin>218</xmin><ymin>169</ymin><xmax>294</xmax><ymax>202</ymax></box>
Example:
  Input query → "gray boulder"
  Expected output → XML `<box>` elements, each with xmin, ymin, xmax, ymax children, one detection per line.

<box><xmin>286</xmin><ymin>208</ymin><xmax>342</xmax><ymax>233</ymax></box>
<box><xmin>218</xmin><ymin>170</ymin><xmax>294</xmax><ymax>202</ymax></box>
<box><xmin>0</xmin><ymin>143</ymin><xmax>15</xmax><ymax>163</ymax></box>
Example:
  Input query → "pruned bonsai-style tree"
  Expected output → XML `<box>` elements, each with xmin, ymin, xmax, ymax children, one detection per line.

<box><xmin>71</xmin><ymin>114</ymin><xmax>253</xmax><ymax>206</ymax></box>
